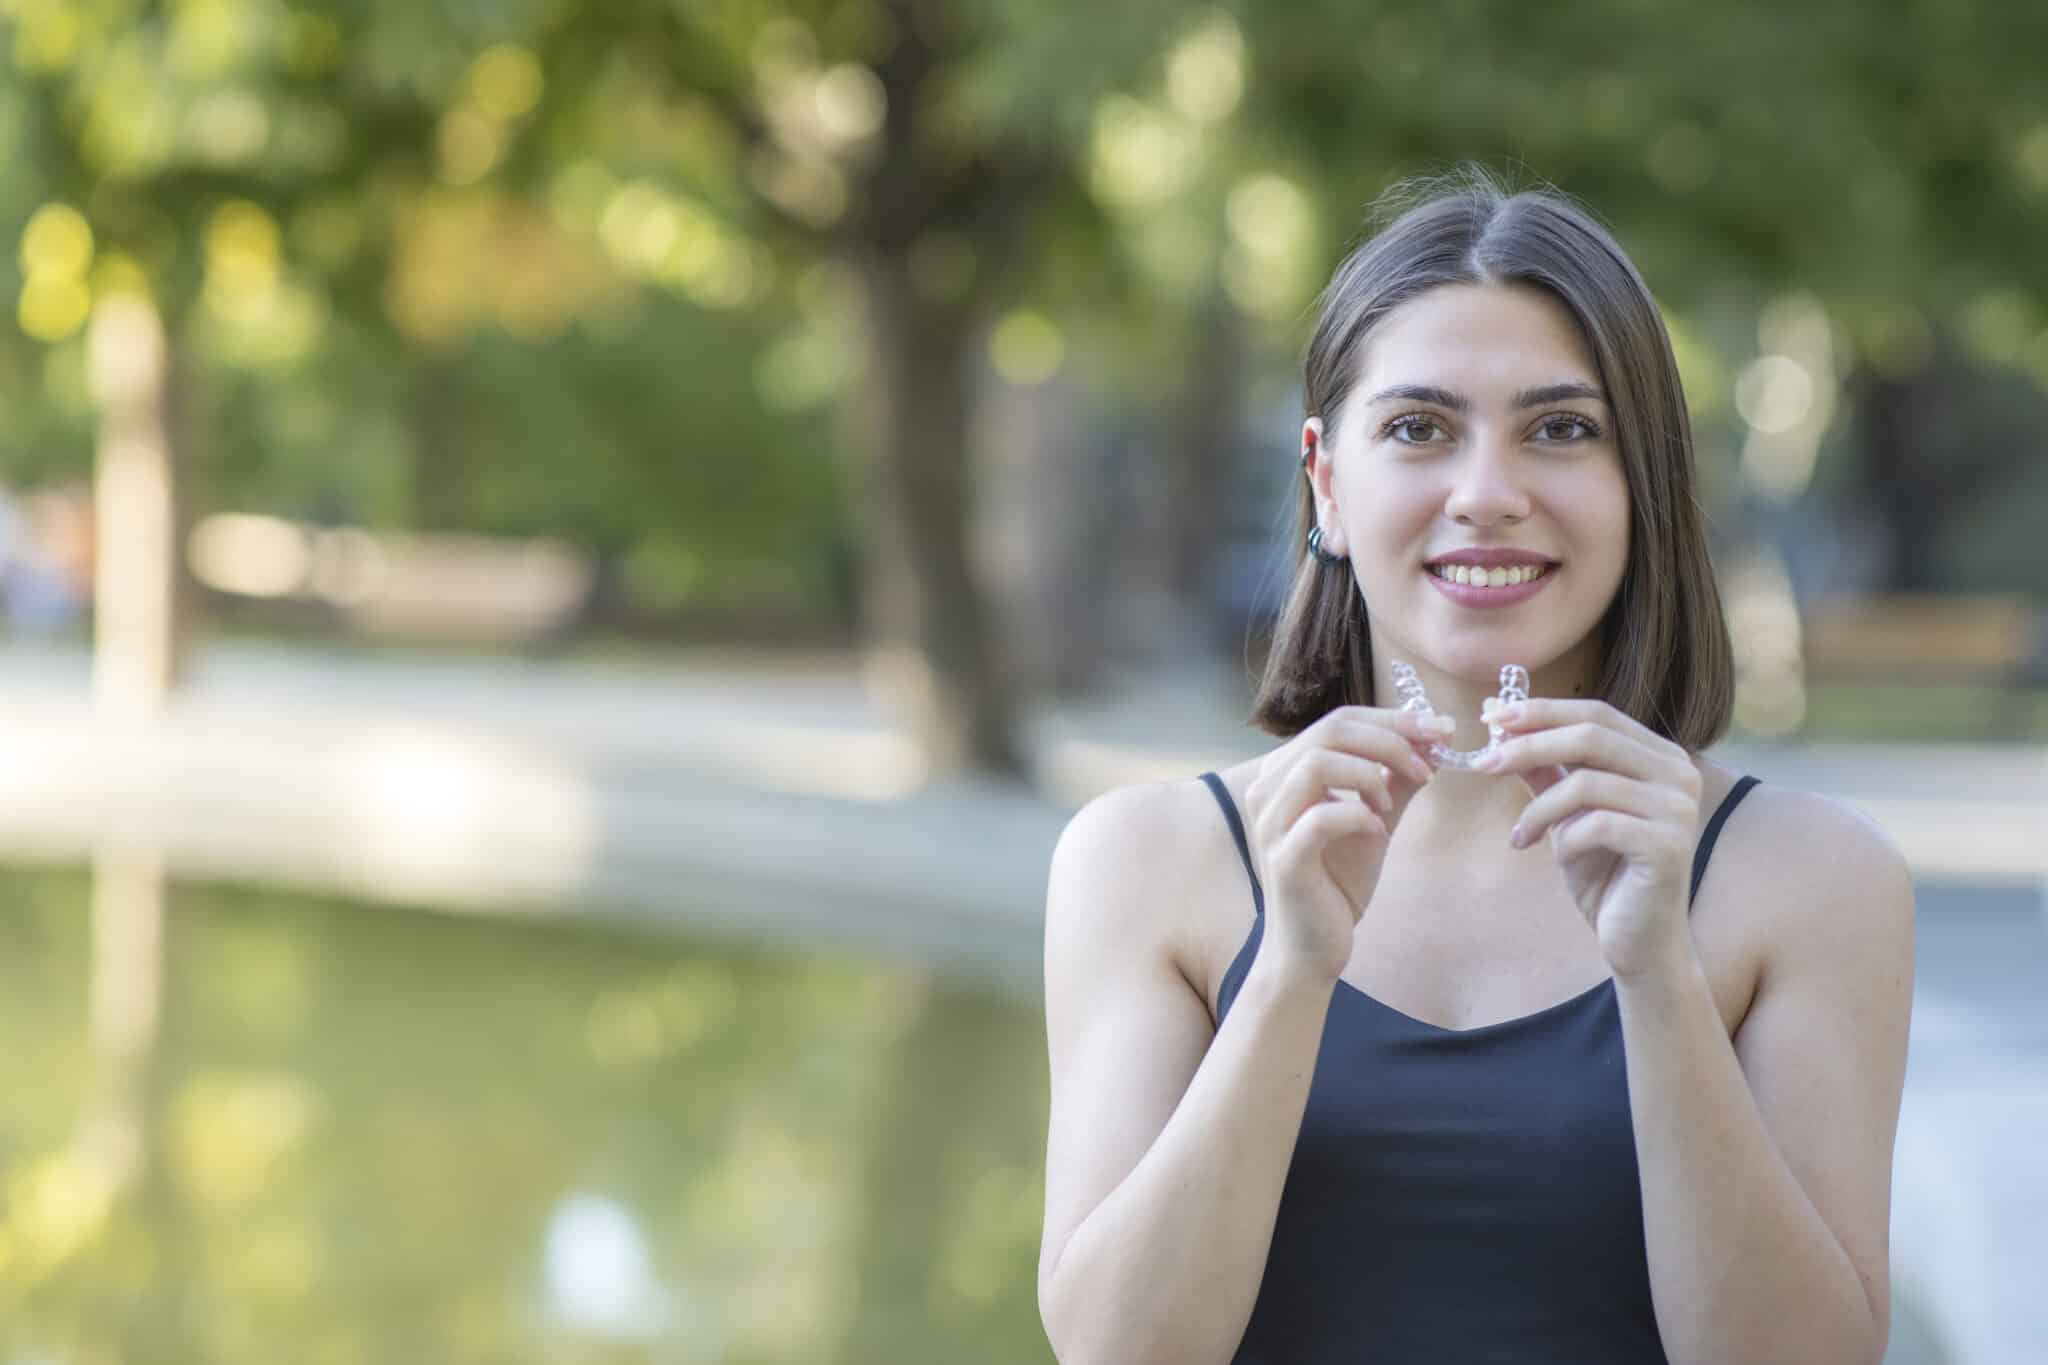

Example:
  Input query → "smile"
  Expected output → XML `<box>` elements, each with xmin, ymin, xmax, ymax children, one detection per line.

<box><xmin>1423</xmin><ymin>563</ymin><xmax>1557</xmax><ymax>608</ymax></box>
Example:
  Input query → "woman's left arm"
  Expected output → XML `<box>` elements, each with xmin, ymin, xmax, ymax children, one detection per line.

<box><xmin>1615</xmin><ymin>805</ymin><xmax>1912</xmax><ymax>1365</ymax></box>
<box><xmin>1478</xmin><ymin>701</ymin><xmax>1914</xmax><ymax>1365</ymax></box>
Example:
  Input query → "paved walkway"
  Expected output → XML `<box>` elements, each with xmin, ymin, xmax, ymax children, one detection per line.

<box><xmin>1889</xmin><ymin>884</ymin><xmax>2047</xmax><ymax>1365</ymax></box>
<box><xmin>0</xmin><ymin>638</ymin><xmax>2039</xmax><ymax>985</ymax></box>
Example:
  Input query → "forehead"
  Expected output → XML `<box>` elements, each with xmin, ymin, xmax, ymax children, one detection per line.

<box><xmin>1356</xmin><ymin>283</ymin><xmax>1600</xmax><ymax>399</ymax></box>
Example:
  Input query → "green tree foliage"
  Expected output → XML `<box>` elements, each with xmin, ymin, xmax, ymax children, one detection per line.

<box><xmin>0</xmin><ymin>0</ymin><xmax>838</xmax><ymax>616</ymax></box>
<box><xmin>4</xmin><ymin>0</ymin><xmax>2045</xmax><ymax>631</ymax></box>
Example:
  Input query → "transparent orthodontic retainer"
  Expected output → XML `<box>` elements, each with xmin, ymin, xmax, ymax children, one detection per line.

<box><xmin>1390</xmin><ymin>660</ymin><xmax>1529</xmax><ymax>770</ymax></box>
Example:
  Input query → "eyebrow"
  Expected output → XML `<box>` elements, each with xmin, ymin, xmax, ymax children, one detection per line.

<box><xmin>1365</xmin><ymin>382</ymin><xmax>1608</xmax><ymax>412</ymax></box>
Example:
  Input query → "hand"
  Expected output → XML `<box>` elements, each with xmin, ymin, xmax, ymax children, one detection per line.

<box><xmin>1242</xmin><ymin>706</ymin><xmax>1448</xmax><ymax>987</ymax></box>
<box><xmin>1473</xmin><ymin>697</ymin><xmax>1703</xmax><ymax>978</ymax></box>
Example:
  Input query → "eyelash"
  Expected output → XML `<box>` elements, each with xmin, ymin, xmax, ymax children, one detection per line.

<box><xmin>1378</xmin><ymin>412</ymin><xmax>1604</xmax><ymax>445</ymax></box>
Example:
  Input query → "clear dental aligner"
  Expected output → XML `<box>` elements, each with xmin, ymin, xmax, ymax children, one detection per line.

<box><xmin>1389</xmin><ymin>660</ymin><xmax>1530</xmax><ymax>769</ymax></box>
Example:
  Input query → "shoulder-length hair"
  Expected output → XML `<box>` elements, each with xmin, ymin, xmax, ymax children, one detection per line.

<box><xmin>1249</xmin><ymin>163</ymin><xmax>1735</xmax><ymax>753</ymax></box>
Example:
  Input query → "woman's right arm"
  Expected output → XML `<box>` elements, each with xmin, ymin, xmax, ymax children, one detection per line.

<box><xmin>1035</xmin><ymin>782</ymin><xmax>1337</xmax><ymax>1365</ymax></box>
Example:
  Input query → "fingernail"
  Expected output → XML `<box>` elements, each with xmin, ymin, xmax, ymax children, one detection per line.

<box><xmin>1508</xmin><ymin>824</ymin><xmax>1528</xmax><ymax>848</ymax></box>
<box><xmin>1497</xmin><ymin>703</ymin><xmax>1524</xmax><ymax>724</ymax></box>
<box><xmin>1427</xmin><ymin>714</ymin><xmax>1455</xmax><ymax>733</ymax></box>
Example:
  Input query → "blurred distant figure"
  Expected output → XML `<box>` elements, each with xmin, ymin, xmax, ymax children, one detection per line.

<box><xmin>0</xmin><ymin>483</ymin><xmax>91</xmax><ymax>635</ymax></box>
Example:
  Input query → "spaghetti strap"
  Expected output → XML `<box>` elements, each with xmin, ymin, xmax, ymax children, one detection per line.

<box><xmin>1688</xmin><ymin>774</ymin><xmax>1760</xmax><ymax>909</ymax></box>
<box><xmin>1198</xmin><ymin>770</ymin><xmax>1264</xmax><ymax>916</ymax></box>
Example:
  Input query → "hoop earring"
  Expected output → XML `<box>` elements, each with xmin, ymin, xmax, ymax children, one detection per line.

<box><xmin>1307</xmin><ymin>525</ymin><xmax>1347</xmax><ymax>567</ymax></box>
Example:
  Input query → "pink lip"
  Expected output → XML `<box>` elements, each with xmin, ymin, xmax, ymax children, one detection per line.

<box><xmin>1424</xmin><ymin>564</ymin><xmax>1557</xmax><ymax>608</ymax></box>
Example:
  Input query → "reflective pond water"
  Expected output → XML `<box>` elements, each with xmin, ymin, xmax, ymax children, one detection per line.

<box><xmin>0</xmin><ymin>865</ymin><xmax>1053</xmax><ymax>1363</ymax></box>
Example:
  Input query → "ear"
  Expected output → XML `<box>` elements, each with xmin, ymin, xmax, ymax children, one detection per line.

<box><xmin>1301</xmin><ymin>417</ymin><xmax>1325</xmax><ymax>474</ymax></box>
<box><xmin>1301</xmin><ymin>416</ymin><xmax>1345</xmax><ymax>553</ymax></box>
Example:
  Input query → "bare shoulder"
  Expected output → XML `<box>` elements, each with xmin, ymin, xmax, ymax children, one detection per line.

<box><xmin>1701</xmin><ymin>774</ymin><xmax>1916</xmax><ymax>1041</ymax></box>
<box><xmin>1056</xmin><ymin>773</ymin><xmax>1261</xmax><ymax>1031</ymax></box>
<box><xmin>1043</xmin><ymin>775</ymin><xmax>1226</xmax><ymax>1014</ymax></box>
<box><xmin>1680</xmin><ymin>759</ymin><xmax>1911</xmax><ymax>1033</ymax></box>
<box><xmin>1735</xmin><ymin>780</ymin><xmax>1915</xmax><ymax>948</ymax></box>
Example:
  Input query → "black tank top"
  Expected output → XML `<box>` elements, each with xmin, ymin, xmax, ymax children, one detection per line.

<box><xmin>1199</xmin><ymin>769</ymin><xmax>1761</xmax><ymax>1364</ymax></box>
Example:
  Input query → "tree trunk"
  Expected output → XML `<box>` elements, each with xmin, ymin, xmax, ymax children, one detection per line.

<box><xmin>412</xmin><ymin>357</ymin><xmax>467</xmax><ymax>531</ymax></box>
<box><xmin>1166</xmin><ymin>284</ymin><xmax>1246</xmax><ymax>602</ymax></box>
<box><xmin>848</xmin><ymin>248</ymin><xmax>1025</xmax><ymax>779</ymax></box>
<box><xmin>1845</xmin><ymin>331</ymin><xmax>2016</xmax><ymax>594</ymax></box>
<box><xmin>1850</xmin><ymin>364</ymin><xmax>1945</xmax><ymax>591</ymax></box>
<box><xmin>1159</xmin><ymin>283</ymin><xmax>1248</xmax><ymax>659</ymax></box>
<box><xmin>87</xmin><ymin>293</ymin><xmax>188</xmax><ymax>716</ymax></box>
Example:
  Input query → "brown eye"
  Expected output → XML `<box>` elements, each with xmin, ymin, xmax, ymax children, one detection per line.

<box><xmin>1540</xmin><ymin>414</ymin><xmax>1600</xmax><ymax>441</ymax></box>
<box><xmin>1386</xmin><ymin>416</ymin><xmax>1440</xmax><ymax>443</ymax></box>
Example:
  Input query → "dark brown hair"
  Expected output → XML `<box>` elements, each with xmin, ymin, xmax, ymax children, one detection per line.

<box><xmin>1249</xmin><ymin>162</ymin><xmax>1735</xmax><ymax>752</ymax></box>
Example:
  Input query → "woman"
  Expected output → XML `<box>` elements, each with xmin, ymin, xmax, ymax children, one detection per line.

<box><xmin>1036</xmin><ymin>166</ymin><xmax>1913</xmax><ymax>1364</ymax></box>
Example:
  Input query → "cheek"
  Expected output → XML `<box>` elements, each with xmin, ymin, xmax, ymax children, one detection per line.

<box><xmin>1345</xmin><ymin>476</ymin><xmax>1434</xmax><ymax>537</ymax></box>
<box><xmin>1558</xmin><ymin>465</ymin><xmax>1630</xmax><ymax>542</ymax></box>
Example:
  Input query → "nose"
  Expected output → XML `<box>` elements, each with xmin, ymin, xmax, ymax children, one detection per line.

<box><xmin>1442</xmin><ymin>432</ymin><xmax>1532</xmax><ymax>526</ymax></box>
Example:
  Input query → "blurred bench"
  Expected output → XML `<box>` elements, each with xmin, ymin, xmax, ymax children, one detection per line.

<box><xmin>1802</xmin><ymin>592</ymin><xmax>2045</xmax><ymax>688</ymax></box>
<box><xmin>187</xmin><ymin>514</ymin><xmax>596</xmax><ymax>645</ymax></box>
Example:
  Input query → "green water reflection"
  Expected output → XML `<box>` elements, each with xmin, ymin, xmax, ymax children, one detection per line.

<box><xmin>0</xmin><ymin>866</ymin><xmax>1053</xmax><ymax>1363</ymax></box>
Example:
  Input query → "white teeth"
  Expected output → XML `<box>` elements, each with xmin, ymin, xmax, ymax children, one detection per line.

<box><xmin>1429</xmin><ymin>562</ymin><xmax>1552</xmax><ymax>587</ymax></box>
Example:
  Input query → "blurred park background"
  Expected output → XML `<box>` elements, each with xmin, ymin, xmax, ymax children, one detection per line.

<box><xmin>0</xmin><ymin>0</ymin><xmax>2045</xmax><ymax>1360</ymax></box>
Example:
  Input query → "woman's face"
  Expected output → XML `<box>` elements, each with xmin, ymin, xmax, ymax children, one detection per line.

<box><xmin>1306</xmin><ymin>281</ymin><xmax>1631</xmax><ymax>689</ymax></box>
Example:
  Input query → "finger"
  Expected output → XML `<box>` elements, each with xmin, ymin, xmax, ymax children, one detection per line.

<box><xmin>1550</xmin><ymin>809</ymin><xmax>1673</xmax><ymax>866</ymax></box>
<box><xmin>1510</xmin><ymin>761</ymin><xmax>1572</xmax><ymax>803</ymax></box>
<box><xmin>1251</xmin><ymin>754</ymin><xmax>1354</xmax><ymax>848</ymax></box>
<box><xmin>1513</xmin><ymin>771</ymin><xmax>1684</xmax><ymax>847</ymax></box>
<box><xmin>1478</xmin><ymin>722</ymin><xmax>1664</xmax><ymax>782</ymax></box>
<box><xmin>1279</xmin><ymin>798</ymin><xmax>1387</xmax><ymax>863</ymax></box>
<box><xmin>1332</xmin><ymin>715</ymin><xmax>1444</xmax><ymax>784</ymax></box>
<box><xmin>1301</xmin><ymin>749</ymin><xmax>1397</xmax><ymax>817</ymax></box>
<box><xmin>1323</xmin><ymin>705</ymin><xmax>1457</xmax><ymax>749</ymax></box>
<box><xmin>1268</xmin><ymin>750</ymin><xmax>1394</xmax><ymax>831</ymax></box>
<box><xmin>1254</xmin><ymin>716</ymin><xmax>1436</xmax><ymax>836</ymax></box>
<box><xmin>1490</xmin><ymin>696</ymin><xmax>1683</xmax><ymax>759</ymax></box>
<box><xmin>1285</xmin><ymin>722</ymin><xmax>1426</xmax><ymax>794</ymax></box>
<box><xmin>1515</xmin><ymin>770</ymin><xmax>1652</xmax><ymax>843</ymax></box>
